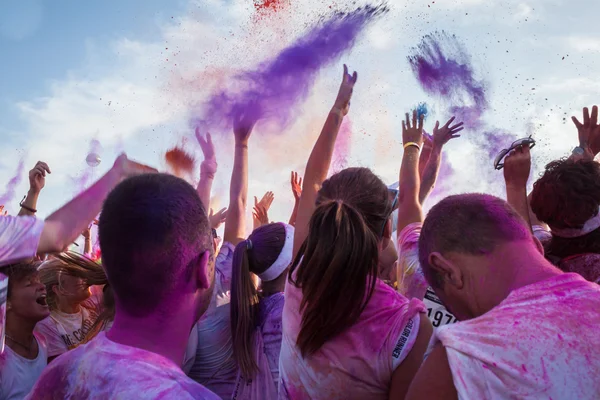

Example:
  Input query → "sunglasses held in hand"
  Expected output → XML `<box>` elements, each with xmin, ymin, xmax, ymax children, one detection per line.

<box><xmin>494</xmin><ymin>136</ymin><xmax>536</xmax><ymax>170</ymax></box>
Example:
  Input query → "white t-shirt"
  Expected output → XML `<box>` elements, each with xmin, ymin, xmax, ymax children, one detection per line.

<box><xmin>189</xmin><ymin>242</ymin><xmax>237</xmax><ymax>398</ymax></box>
<box><xmin>26</xmin><ymin>332</ymin><xmax>219</xmax><ymax>400</ymax></box>
<box><xmin>0</xmin><ymin>216</ymin><xmax>44</xmax><ymax>267</ymax></box>
<box><xmin>35</xmin><ymin>285</ymin><xmax>103</xmax><ymax>357</ymax></box>
<box><xmin>436</xmin><ymin>273</ymin><xmax>600</xmax><ymax>399</ymax></box>
<box><xmin>0</xmin><ymin>333</ymin><xmax>47</xmax><ymax>400</ymax></box>
<box><xmin>396</xmin><ymin>223</ymin><xmax>458</xmax><ymax>328</ymax></box>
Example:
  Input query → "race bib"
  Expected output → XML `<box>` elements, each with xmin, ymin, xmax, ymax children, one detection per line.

<box><xmin>423</xmin><ymin>287</ymin><xmax>457</xmax><ymax>328</ymax></box>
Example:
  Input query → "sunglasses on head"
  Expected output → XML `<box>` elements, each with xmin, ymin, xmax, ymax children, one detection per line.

<box><xmin>493</xmin><ymin>136</ymin><xmax>536</xmax><ymax>170</ymax></box>
<box><xmin>380</xmin><ymin>188</ymin><xmax>399</xmax><ymax>237</ymax></box>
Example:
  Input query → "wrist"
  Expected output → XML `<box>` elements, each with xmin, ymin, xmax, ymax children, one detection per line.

<box><xmin>505</xmin><ymin>181</ymin><xmax>527</xmax><ymax>191</ymax></box>
<box><xmin>330</xmin><ymin>106</ymin><xmax>344</xmax><ymax>116</ymax></box>
<box><xmin>27</xmin><ymin>188</ymin><xmax>41</xmax><ymax>196</ymax></box>
<box><xmin>235</xmin><ymin>141</ymin><xmax>248</xmax><ymax>148</ymax></box>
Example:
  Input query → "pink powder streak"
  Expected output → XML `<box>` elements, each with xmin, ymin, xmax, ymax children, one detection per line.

<box><xmin>0</xmin><ymin>157</ymin><xmax>26</xmax><ymax>207</ymax></box>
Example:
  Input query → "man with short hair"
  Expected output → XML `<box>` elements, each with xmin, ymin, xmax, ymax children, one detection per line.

<box><xmin>28</xmin><ymin>174</ymin><xmax>219</xmax><ymax>399</ymax></box>
<box><xmin>406</xmin><ymin>193</ymin><xmax>600</xmax><ymax>400</ymax></box>
<box><xmin>0</xmin><ymin>262</ymin><xmax>49</xmax><ymax>400</ymax></box>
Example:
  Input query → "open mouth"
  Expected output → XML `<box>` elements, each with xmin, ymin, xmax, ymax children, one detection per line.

<box><xmin>36</xmin><ymin>294</ymin><xmax>48</xmax><ymax>307</ymax></box>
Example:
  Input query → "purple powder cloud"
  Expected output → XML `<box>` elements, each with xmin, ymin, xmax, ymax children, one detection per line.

<box><xmin>0</xmin><ymin>158</ymin><xmax>26</xmax><ymax>206</ymax></box>
<box><xmin>191</xmin><ymin>4</ymin><xmax>388</xmax><ymax>133</ymax></box>
<box><xmin>408</xmin><ymin>31</ymin><xmax>488</xmax><ymax>130</ymax></box>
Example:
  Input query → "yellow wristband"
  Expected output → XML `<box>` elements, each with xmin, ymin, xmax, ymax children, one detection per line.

<box><xmin>403</xmin><ymin>142</ymin><xmax>421</xmax><ymax>151</ymax></box>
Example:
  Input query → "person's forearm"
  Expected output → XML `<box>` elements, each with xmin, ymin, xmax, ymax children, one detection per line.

<box><xmin>223</xmin><ymin>141</ymin><xmax>248</xmax><ymax>245</ymax></box>
<box><xmin>419</xmin><ymin>146</ymin><xmax>432</xmax><ymax>178</ymax></box>
<box><xmin>40</xmin><ymin>167</ymin><xmax>122</xmax><ymax>254</ymax></box>
<box><xmin>289</xmin><ymin>200</ymin><xmax>299</xmax><ymax>226</ymax></box>
<box><xmin>397</xmin><ymin>147</ymin><xmax>423</xmax><ymax>231</ymax></box>
<box><xmin>83</xmin><ymin>237</ymin><xmax>92</xmax><ymax>256</ymax></box>
<box><xmin>506</xmin><ymin>184</ymin><xmax>532</xmax><ymax>232</ymax></box>
<box><xmin>196</xmin><ymin>165</ymin><xmax>215</xmax><ymax>211</ymax></box>
<box><xmin>419</xmin><ymin>147</ymin><xmax>442</xmax><ymax>204</ymax></box>
<box><xmin>18</xmin><ymin>189</ymin><xmax>40</xmax><ymax>217</ymax></box>
<box><xmin>294</xmin><ymin>108</ymin><xmax>344</xmax><ymax>252</ymax></box>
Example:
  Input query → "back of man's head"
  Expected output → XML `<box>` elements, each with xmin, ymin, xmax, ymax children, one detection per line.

<box><xmin>419</xmin><ymin>193</ymin><xmax>531</xmax><ymax>288</ymax></box>
<box><xmin>99</xmin><ymin>173</ymin><xmax>211</xmax><ymax>317</ymax></box>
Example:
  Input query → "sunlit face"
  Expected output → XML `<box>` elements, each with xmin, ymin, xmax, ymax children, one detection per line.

<box><xmin>54</xmin><ymin>274</ymin><xmax>92</xmax><ymax>305</ymax></box>
<box><xmin>7</xmin><ymin>272</ymin><xmax>50</xmax><ymax>322</ymax></box>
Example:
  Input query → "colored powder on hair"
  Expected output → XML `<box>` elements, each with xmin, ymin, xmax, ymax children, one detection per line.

<box><xmin>408</xmin><ymin>31</ymin><xmax>488</xmax><ymax>130</ymax></box>
<box><xmin>165</xmin><ymin>146</ymin><xmax>196</xmax><ymax>177</ymax></box>
<box><xmin>0</xmin><ymin>158</ymin><xmax>25</xmax><ymax>206</ymax></box>
<box><xmin>192</xmin><ymin>4</ymin><xmax>389</xmax><ymax>133</ymax></box>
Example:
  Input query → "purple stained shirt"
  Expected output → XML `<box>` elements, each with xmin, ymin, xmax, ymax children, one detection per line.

<box><xmin>25</xmin><ymin>332</ymin><xmax>219</xmax><ymax>400</ymax></box>
<box><xmin>257</xmin><ymin>292</ymin><xmax>284</xmax><ymax>386</ymax></box>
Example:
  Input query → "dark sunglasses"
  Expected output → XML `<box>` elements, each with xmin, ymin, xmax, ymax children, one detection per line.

<box><xmin>493</xmin><ymin>136</ymin><xmax>536</xmax><ymax>170</ymax></box>
<box><xmin>380</xmin><ymin>188</ymin><xmax>399</xmax><ymax>237</ymax></box>
<box><xmin>211</xmin><ymin>229</ymin><xmax>218</xmax><ymax>239</ymax></box>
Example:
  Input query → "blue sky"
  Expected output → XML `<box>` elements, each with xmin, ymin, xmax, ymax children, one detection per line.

<box><xmin>1</xmin><ymin>0</ymin><xmax>599</xmax><ymax>229</ymax></box>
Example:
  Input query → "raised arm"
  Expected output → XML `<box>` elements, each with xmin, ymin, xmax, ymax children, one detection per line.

<box><xmin>503</xmin><ymin>145</ymin><xmax>533</xmax><ymax>232</ymax></box>
<box><xmin>39</xmin><ymin>154</ymin><xmax>156</xmax><ymax>254</ymax></box>
<box><xmin>288</xmin><ymin>171</ymin><xmax>302</xmax><ymax>226</ymax></box>
<box><xmin>223</xmin><ymin>112</ymin><xmax>255</xmax><ymax>246</ymax></box>
<box><xmin>253</xmin><ymin>191</ymin><xmax>274</xmax><ymax>230</ymax></box>
<box><xmin>396</xmin><ymin>111</ymin><xmax>425</xmax><ymax>234</ymax></box>
<box><xmin>18</xmin><ymin>161</ymin><xmax>50</xmax><ymax>217</ymax></box>
<box><xmin>195</xmin><ymin>129</ymin><xmax>217</xmax><ymax>211</ymax></box>
<box><xmin>418</xmin><ymin>117</ymin><xmax>463</xmax><ymax>204</ymax></box>
<box><xmin>293</xmin><ymin>65</ymin><xmax>357</xmax><ymax>256</ymax></box>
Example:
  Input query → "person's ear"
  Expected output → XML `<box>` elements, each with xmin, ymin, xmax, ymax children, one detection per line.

<box><xmin>428</xmin><ymin>252</ymin><xmax>464</xmax><ymax>289</ymax></box>
<box><xmin>52</xmin><ymin>285</ymin><xmax>60</xmax><ymax>296</ymax></box>
<box><xmin>195</xmin><ymin>251</ymin><xmax>212</xmax><ymax>290</ymax></box>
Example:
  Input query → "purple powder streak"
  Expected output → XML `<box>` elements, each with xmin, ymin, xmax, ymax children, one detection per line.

<box><xmin>0</xmin><ymin>158</ymin><xmax>26</xmax><ymax>206</ymax></box>
<box><xmin>408</xmin><ymin>31</ymin><xmax>488</xmax><ymax>130</ymax></box>
<box><xmin>192</xmin><ymin>4</ymin><xmax>389</xmax><ymax>133</ymax></box>
<box><xmin>331</xmin><ymin>117</ymin><xmax>352</xmax><ymax>174</ymax></box>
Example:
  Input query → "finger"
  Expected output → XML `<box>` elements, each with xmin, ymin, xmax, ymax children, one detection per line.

<box><xmin>209</xmin><ymin>208</ymin><xmax>214</xmax><ymax>216</ymax></box>
<box><xmin>444</xmin><ymin>116</ymin><xmax>456</xmax><ymax>128</ymax></box>
<box><xmin>412</xmin><ymin>110</ymin><xmax>417</xmax><ymax>128</ymax></box>
<box><xmin>38</xmin><ymin>162</ymin><xmax>51</xmax><ymax>174</ymax></box>
<box><xmin>218</xmin><ymin>207</ymin><xmax>227</xmax><ymax>215</ymax></box>
<box><xmin>572</xmin><ymin>116</ymin><xmax>583</xmax><ymax>129</ymax></box>
<box><xmin>402</xmin><ymin>121</ymin><xmax>406</xmax><ymax>132</ymax></box>
<box><xmin>449</xmin><ymin>122</ymin><xmax>465</xmax><ymax>130</ymax></box>
<box><xmin>343</xmin><ymin>64</ymin><xmax>348</xmax><ymax>80</ymax></box>
<box><xmin>584</xmin><ymin>107</ymin><xmax>590</xmax><ymax>126</ymax></box>
<box><xmin>405</xmin><ymin>113</ymin><xmax>410</xmax><ymax>128</ymax></box>
<box><xmin>418</xmin><ymin>114</ymin><xmax>424</xmax><ymax>130</ymax></box>
<box><xmin>254</xmin><ymin>196</ymin><xmax>258</xmax><ymax>206</ymax></box>
<box><xmin>299</xmin><ymin>177</ymin><xmax>303</xmax><ymax>187</ymax></box>
<box><xmin>522</xmin><ymin>144</ymin><xmax>531</xmax><ymax>156</ymax></box>
<box><xmin>206</xmin><ymin>132</ymin><xmax>213</xmax><ymax>146</ymax></box>
<box><xmin>434</xmin><ymin>121</ymin><xmax>440</xmax><ymax>132</ymax></box>
<box><xmin>352</xmin><ymin>71</ymin><xmax>358</xmax><ymax>84</ymax></box>
<box><xmin>449</xmin><ymin>135</ymin><xmax>461</xmax><ymax>140</ymax></box>
<box><xmin>450</xmin><ymin>127</ymin><xmax>465</xmax><ymax>135</ymax></box>
<box><xmin>591</xmin><ymin>105</ymin><xmax>598</xmax><ymax>126</ymax></box>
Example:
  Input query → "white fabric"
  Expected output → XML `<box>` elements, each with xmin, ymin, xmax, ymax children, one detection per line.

<box><xmin>436</xmin><ymin>273</ymin><xmax>600</xmax><ymax>400</ymax></box>
<box><xmin>390</xmin><ymin>314</ymin><xmax>420</xmax><ymax>371</ymax></box>
<box><xmin>258</xmin><ymin>224</ymin><xmax>295</xmax><ymax>282</ymax></box>
<box><xmin>0</xmin><ymin>216</ymin><xmax>44</xmax><ymax>267</ymax></box>
<box><xmin>0</xmin><ymin>333</ymin><xmax>47</xmax><ymax>400</ymax></box>
<box><xmin>35</xmin><ymin>285</ymin><xmax>102</xmax><ymax>357</ymax></box>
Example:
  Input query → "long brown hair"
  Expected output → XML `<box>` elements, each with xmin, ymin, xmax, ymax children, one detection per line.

<box><xmin>231</xmin><ymin>223</ymin><xmax>287</xmax><ymax>379</ymax></box>
<box><xmin>290</xmin><ymin>168</ymin><xmax>391</xmax><ymax>357</ymax></box>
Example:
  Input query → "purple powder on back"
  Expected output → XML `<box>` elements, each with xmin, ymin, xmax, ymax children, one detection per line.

<box><xmin>191</xmin><ymin>4</ymin><xmax>388</xmax><ymax>133</ymax></box>
<box><xmin>408</xmin><ymin>31</ymin><xmax>488</xmax><ymax>130</ymax></box>
<box><xmin>0</xmin><ymin>158</ymin><xmax>25</xmax><ymax>206</ymax></box>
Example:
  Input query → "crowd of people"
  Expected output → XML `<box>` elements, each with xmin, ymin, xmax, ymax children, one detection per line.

<box><xmin>0</xmin><ymin>64</ymin><xmax>599</xmax><ymax>399</ymax></box>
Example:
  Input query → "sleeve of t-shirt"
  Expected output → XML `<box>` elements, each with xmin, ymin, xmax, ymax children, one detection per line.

<box><xmin>532</xmin><ymin>225</ymin><xmax>552</xmax><ymax>246</ymax></box>
<box><xmin>215</xmin><ymin>242</ymin><xmax>235</xmax><ymax>293</ymax></box>
<box><xmin>34</xmin><ymin>318</ymin><xmax>69</xmax><ymax>358</ymax></box>
<box><xmin>0</xmin><ymin>216</ymin><xmax>44</xmax><ymax>267</ymax></box>
<box><xmin>396</xmin><ymin>223</ymin><xmax>428</xmax><ymax>300</ymax></box>
<box><xmin>390</xmin><ymin>314</ymin><xmax>420</xmax><ymax>371</ymax></box>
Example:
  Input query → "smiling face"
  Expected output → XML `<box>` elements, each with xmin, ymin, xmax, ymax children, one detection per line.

<box><xmin>7</xmin><ymin>270</ymin><xmax>50</xmax><ymax>323</ymax></box>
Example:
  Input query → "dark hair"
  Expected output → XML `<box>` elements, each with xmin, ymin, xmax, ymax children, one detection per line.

<box><xmin>0</xmin><ymin>261</ymin><xmax>41</xmax><ymax>299</ymax></box>
<box><xmin>231</xmin><ymin>223</ymin><xmax>287</xmax><ymax>379</ymax></box>
<box><xmin>530</xmin><ymin>159</ymin><xmax>600</xmax><ymax>259</ymax></box>
<box><xmin>98</xmin><ymin>174</ymin><xmax>211</xmax><ymax>317</ymax></box>
<box><xmin>419</xmin><ymin>194</ymin><xmax>531</xmax><ymax>288</ymax></box>
<box><xmin>289</xmin><ymin>168</ymin><xmax>391</xmax><ymax>357</ymax></box>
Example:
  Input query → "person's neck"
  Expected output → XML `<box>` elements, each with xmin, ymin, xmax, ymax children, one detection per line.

<box><xmin>107</xmin><ymin>305</ymin><xmax>195</xmax><ymax>367</ymax></box>
<box><xmin>5</xmin><ymin>314</ymin><xmax>38</xmax><ymax>356</ymax></box>
<box><xmin>261</xmin><ymin>273</ymin><xmax>286</xmax><ymax>297</ymax></box>
<box><xmin>56</xmin><ymin>297</ymin><xmax>81</xmax><ymax>314</ymax></box>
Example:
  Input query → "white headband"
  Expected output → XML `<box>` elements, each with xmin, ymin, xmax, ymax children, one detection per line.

<box><xmin>258</xmin><ymin>224</ymin><xmax>295</xmax><ymax>282</ymax></box>
<box><xmin>550</xmin><ymin>209</ymin><xmax>600</xmax><ymax>239</ymax></box>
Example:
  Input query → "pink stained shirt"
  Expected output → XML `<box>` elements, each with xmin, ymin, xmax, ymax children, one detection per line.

<box><xmin>435</xmin><ymin>273</ymin><xmax>600</xmax><ymax>400</ymax></box>
<box><xmin>0</xmin><ymin>216</ymin><xmax>44</xmax><ymax>267</ymax></box>
<box><xmin>25</xmin><ymin>332</ymin><xmax>219</xmax><ymax>400</ymax></box>
<box><xmin>279</xmin><ymin>277</ymin><xmax>425</xmax><ymax>400</ymax></box>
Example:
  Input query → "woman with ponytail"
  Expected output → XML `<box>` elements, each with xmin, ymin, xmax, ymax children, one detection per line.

<box><xmin>230</xmin><ymin>222</ymin><xmax>294</xmax><ymax>399</ymax></box>
<box><xmin>278</xmin><ymin>66</ymin><xmax>433</xmax><ymax>399</ymax></box>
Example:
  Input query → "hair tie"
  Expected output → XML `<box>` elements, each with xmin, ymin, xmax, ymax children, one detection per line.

<box><xmin>246</xmin><ymin>239</ymin><xmax>253</xmax><ymax>251</ymax></box>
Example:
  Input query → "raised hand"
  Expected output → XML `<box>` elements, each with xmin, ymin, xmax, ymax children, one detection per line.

<box><xmin>29</xmin><ymin>161</ymin><xmax>51</xmax><ymax>193</ymax></box>
<box><xmin>255</xmin><ymin>191</ymin><xmax>275</xmax><ymax>212</ymax></box>
<box><xmin>253</xmin><ymin>204</ymin><xmax>269</xmax><ymax>227</ymax></box>
<box><xmin>233</xmin><ymin>110</ymin><xmax>257</xmax><ymax>144</ymax></box>
<box><xmin>333</xmin><ymin>64</ymin><xmax>358</xmax><ymax>116</ymax></box>
<box><xmin>432</xmin><ymin>117</ymin><xmax>464</xmax><ymax>148</ymax></box>
<box><xmin>209</xmin><ymin>207</ymin><xmax>227</xmax><ymax>230</ymax></box>
<box><xmin>113</xmin><ymin>154</ymin><xmax>158</xmax><ymax>179</ymax></box>
<box><xmin>572</xmin><ymin>105</ymin><xmax>600</xmax><ymax>157</ymax></box>
<box><xmin>291</xmin><ymin>172</ymin><xmax>302</xmax><ymax>201</ymax></box>
<box><xmin>503</xmin><ymin>145</ymin><xmax>531</xmax><ymax>188</ymax></box>
<box><xmin>0</xmin><ymin>205</ymin><xmax>7</xmax><ymax>216</ymax></box>
<box><xmin>196</xmin><ymin>129</ymin><xmax>218</xmax><ymax>176</ymax></box>
<box><xmin>402</xmin><ymin>110</ymin><xmax>425</xmax><ymax>147</ymax></box>
<box><xmin>82</xmin><ymin>224</ymin><xmax>92</xmax><ymax>240</ymax></box>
